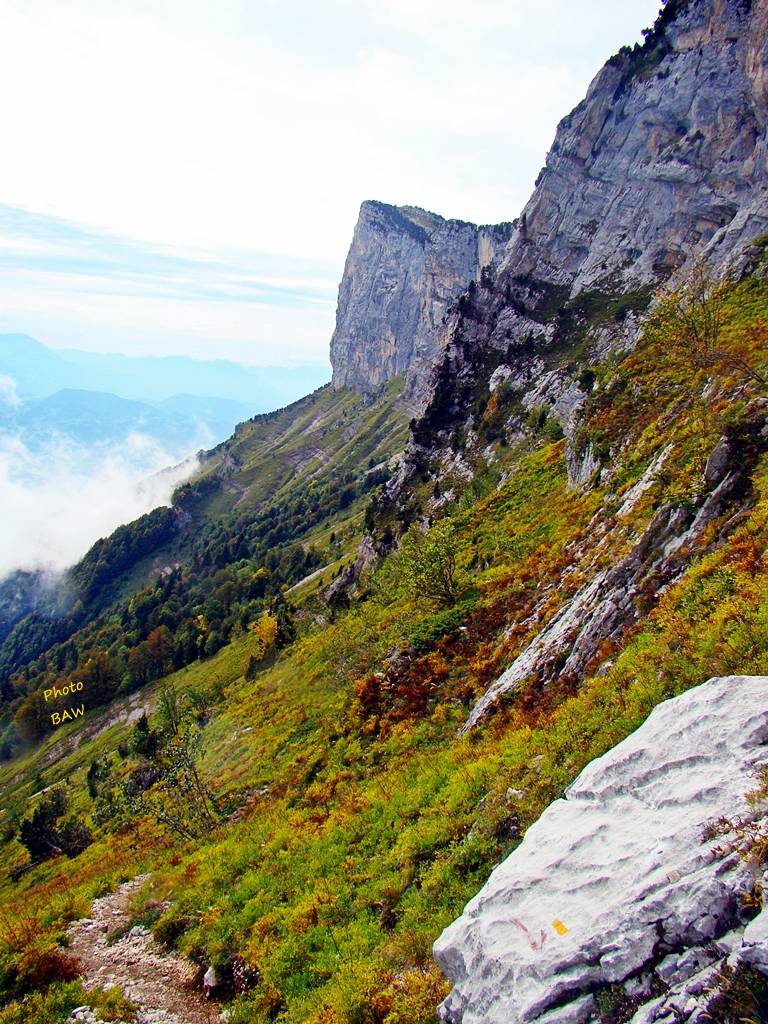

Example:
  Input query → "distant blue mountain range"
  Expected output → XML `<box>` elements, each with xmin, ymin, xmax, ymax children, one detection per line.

<box><xmin>0</xmin><ymin>333</ymin><xmax>330</xmax><ymax>463</ymax></box>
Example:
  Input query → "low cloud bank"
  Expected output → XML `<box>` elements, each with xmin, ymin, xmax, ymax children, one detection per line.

<box><xmin>0</xmin><ymin>430</ymin><xmax>197</xmax><ymax>579</ymax></box>
<box><xmin>0</xmin><ymin>374</ymin><xmax>20</xmax><ymax>408</ymax></box>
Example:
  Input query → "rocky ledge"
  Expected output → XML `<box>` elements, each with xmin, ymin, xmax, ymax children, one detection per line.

<box><xmin>434</xmin><ymin>675</ymin><xmax>768</xmax><ymax>1024</ymax></box>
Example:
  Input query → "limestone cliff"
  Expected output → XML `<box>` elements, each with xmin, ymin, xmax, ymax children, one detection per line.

<box><xmin>495</xmin><ymin>0</ymin><xmax>768</xmax><ymax>296</ymax></box>
<box><xmin>332</xmin><ymin>0</ymin><xmax>768</xmax><ymax>405</ymax></box>
<box><xmin>428</xmin><ymin>0</ymin><xmax>768</xmax><ymax>392</ymax></box>
<box><xmin>329</xmin><ymin>201</ymin><xmax>512</xmax><ymax>394</ymax></box>
<box><xmin>369</xmin><ymin>0</ymin><xmax>768</xmax><ymax>699</ymax></box>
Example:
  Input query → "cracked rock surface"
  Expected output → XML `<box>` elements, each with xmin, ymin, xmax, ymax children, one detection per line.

<box><xmin>435</xmin><ymin>675</ymin><xmax>768</xmax><ymax>1024</ymax></box>
<box><xmin>330</xmin><ymin>200</ymin><xmax>512</xmax><ymax>396</ymax></box>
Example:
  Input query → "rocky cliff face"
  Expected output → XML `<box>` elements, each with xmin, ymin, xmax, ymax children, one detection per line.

<box><xmin>429</xmin><ymin>0</ymin><xmax>768</xmax><ymax>395</ymax></box>
<box><xmin>370</xmin><ymin>0</ymin><xmax>768</xmax><ymax>663</ymax></box>
<box><xmin>460</xmin><ymin>402</ymin><xmax>768</xmax><ymax>732</ymax></box>
<box><xmin>332</xmin><ymin>0</ymin><xmax>768</xmax><ymax>406</ymax></box>
<box><xmin>495</xmin><ymin>0</ymin><xmax>768</xmax><ymax>296</ymax></box>
<box><xmin>435</xmin><ymin>675</ymin><xmax>768</xmax><ymax>1024</ymax></box>
<box><xmin>329</xmin><ymin>201</ymin><xmax>512</xmax><ymax>394</ymax></box>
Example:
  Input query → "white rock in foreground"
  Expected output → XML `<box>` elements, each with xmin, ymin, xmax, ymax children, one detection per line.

<box><xmin>434</xmin><ymin>675</ymin><xmax>768</xmax><ymax>1024</ymax></box>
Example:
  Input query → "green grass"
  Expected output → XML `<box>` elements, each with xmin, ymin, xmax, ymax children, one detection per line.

<box><xmin>5</xmin><ymin>438</ymin><xmax>768</xmax><ymax>1020</ymax></box>
<box><xmin>1</xmin><ymin>270</ymin><xmax>768</xmax><ymax>1023</ymax></box>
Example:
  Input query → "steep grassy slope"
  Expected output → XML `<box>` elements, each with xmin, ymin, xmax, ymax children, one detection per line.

<box><xmin>1</xmin><ymin>263</ymin><xmax>767</xmax><ymax>1023</ymax></box>
<box><xmin>0</xmin><ymin>380</ymin><xmax>409</xmax><ymax>755</ymax></box>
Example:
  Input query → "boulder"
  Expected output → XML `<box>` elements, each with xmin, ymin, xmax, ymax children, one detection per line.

<box><xmin>435</xmin><ymin>675</ymin><xmax>768</xmax><ymax>1024</ymax></box>
<box><xmin>203</xmin><ymin>964</ymin><xmax>219</xmax><ymax>995</ymax></box>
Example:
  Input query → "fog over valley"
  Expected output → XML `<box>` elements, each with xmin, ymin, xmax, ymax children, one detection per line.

<box><xmin>0</xmin><ymin>333</ymin><xmax>328</xmax><ymax>578</ymax></box>
<box><xmin>0</xmin><ymin>426</ymin><xmax>197</xmax><ymax>579</ymax></box>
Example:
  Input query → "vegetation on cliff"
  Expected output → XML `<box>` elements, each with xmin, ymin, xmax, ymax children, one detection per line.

<box><xmin>1</xmin><ymin>381</ymin><xmax>408</xmax><ymax>750</ymax></box>
<box><xmin>1</xmin><ymin>254</ymin><xmax>767</xmax><ymax>1022</ymax></box>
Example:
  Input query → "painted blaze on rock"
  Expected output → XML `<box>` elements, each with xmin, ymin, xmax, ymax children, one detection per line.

<box><xmin>434</xmin><ymin>676</ymin><xmax>768</xmax><ymax>1024</ymax></box>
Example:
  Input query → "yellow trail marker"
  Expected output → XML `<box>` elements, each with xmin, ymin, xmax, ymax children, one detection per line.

<box><xmin>552</xmin><ymin>919</ymin><xmax>568</xmax><ymax>936</ymax></box>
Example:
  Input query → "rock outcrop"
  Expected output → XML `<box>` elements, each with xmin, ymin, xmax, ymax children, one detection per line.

<box><xmin>462</xmin><ymin>405</ymin><xmax>768</xmax><ymax>731</ymax></box>
<box><xmin>434</xmin><ymin>675</ymin><xmax>768</xmax><ymax>1024</ymax></box>
<box><xmin>330</xmin><ymin>201</ymin><xmax>512</xmax><ymax>395</ymax></box>
<box><xmin>333</xmin><ymin>1</ymin><xmax>768</xmax><ymax>411</ymax></box>
<box><xmin>493</xmin><ymin>0</ymin><xmax>768</xmax><ymax>297</ymax></box>
<box><xmin>370</xmin><ymin>0</ymin><xmax>768</xmax><ymax>655</ymax></box>
<box><xmin>386</xmin><ymin>0</ymin><xmax>768</xmax><ymax>453</ymax></box>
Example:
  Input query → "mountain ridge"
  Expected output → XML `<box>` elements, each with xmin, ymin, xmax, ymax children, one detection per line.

<box><xmin>11</xmin><ymin>387</ymin><xmax>256</xmax><ymax>459</ymax></box>
<box><xmin>328</xmin><ymin>0</ymin><xmax>768</xmax><ymax>417</ymax></box>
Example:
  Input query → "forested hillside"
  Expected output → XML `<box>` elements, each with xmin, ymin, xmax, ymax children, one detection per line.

<box><xmin>0</xmin><ymin>381</ymin><xmax>408</xmax><ymax>750</ymax></box>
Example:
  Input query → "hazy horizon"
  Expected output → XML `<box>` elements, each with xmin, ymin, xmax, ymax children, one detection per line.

<box><xmin>0</xmin><ymin>334</ymin><xmax>330</xmax><ymax>582</ymax></box>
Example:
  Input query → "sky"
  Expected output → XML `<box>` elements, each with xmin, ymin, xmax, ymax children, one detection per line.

<box><xmin>0</xmin><ymin>0</ymin><xmax>662</xmax><ymax>366</ymax></box>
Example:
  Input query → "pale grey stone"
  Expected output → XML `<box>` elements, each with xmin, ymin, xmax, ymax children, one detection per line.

<box><xmin>624</xmin><ymin>974</ymin><xmax>653</xmax><ymax>1001</ymax></box>
<box><xmin>736</xmin><ymin>905</ymin><xmax>768</xmax><ymax>973</ymax></box>
<box><xmin>330</xmin><ymin>201</ymin><xmax>511</xmax><ymax>395</ymax></box>
<box><xmin>494</xmin><ymin>0</ymin><xmax>768</xmax><ymax>298</ymax></box>
<box><xmin>435</xmin><ymin>676</ymin><xmax>768</xmax><ymax>1023</ymax></box>
<box><xmin>616</xmin><ymin>445</ymin><xmax>673</xmax><ymax>518</ymax></box>
<box><xmin>489</xmin><ymin>365</ymin><xmax>514</xmax><ymax>392</ymax></box>
<box><xmin>703</xmin><ymin>436</ymin><xmax>734</xmax><ymax>488</ymax></box>
<box><xmin>565</xmin><ymin>442</ymin><xmax>602</xmax><ymax>490</ymax></box>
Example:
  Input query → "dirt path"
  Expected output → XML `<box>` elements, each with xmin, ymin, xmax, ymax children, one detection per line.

<box><xmin>66</xmin><ymin>876</ymin><xmax>221</xmax><ymax>1024</ymax></box>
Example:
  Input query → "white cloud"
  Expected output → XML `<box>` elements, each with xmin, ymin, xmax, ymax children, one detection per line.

<box><xmin>0</xmin><ymin>0</ymin><xmax>660</xmax><ymax>364</ymax></box>
<box><xmin>0</xmin><ymin>374</ymin><xmax>20</xmax><ymax>409</ymax></box>
<box><xmin>0</xmin><ymin>276</ymin><xmax>334</xmax><ymax>364</ymax></box>
<box><xmin>0</xmin><ymin>209</ymin><xmax>337</xmax><ymax>363</ymax></box>
<box><xmin>0</xmin><ymin>431</ymin><xmax>197</xmax><ymax>578</ymax></box>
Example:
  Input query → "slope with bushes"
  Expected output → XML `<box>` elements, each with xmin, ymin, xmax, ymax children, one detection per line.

<box><xmin>3</xmin><ymin>0</ymin><xmax>768</xmax><ymax>1020</ymax></box>
<box><xmin>0</xmin><ymin>380</ymin><xmax>409</xmax><ymax>753</ymax></box>
<box><xmin>1</xmin><ymin>256</ymin><xmax>767</xmax><ymax>1022</ymax></box>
